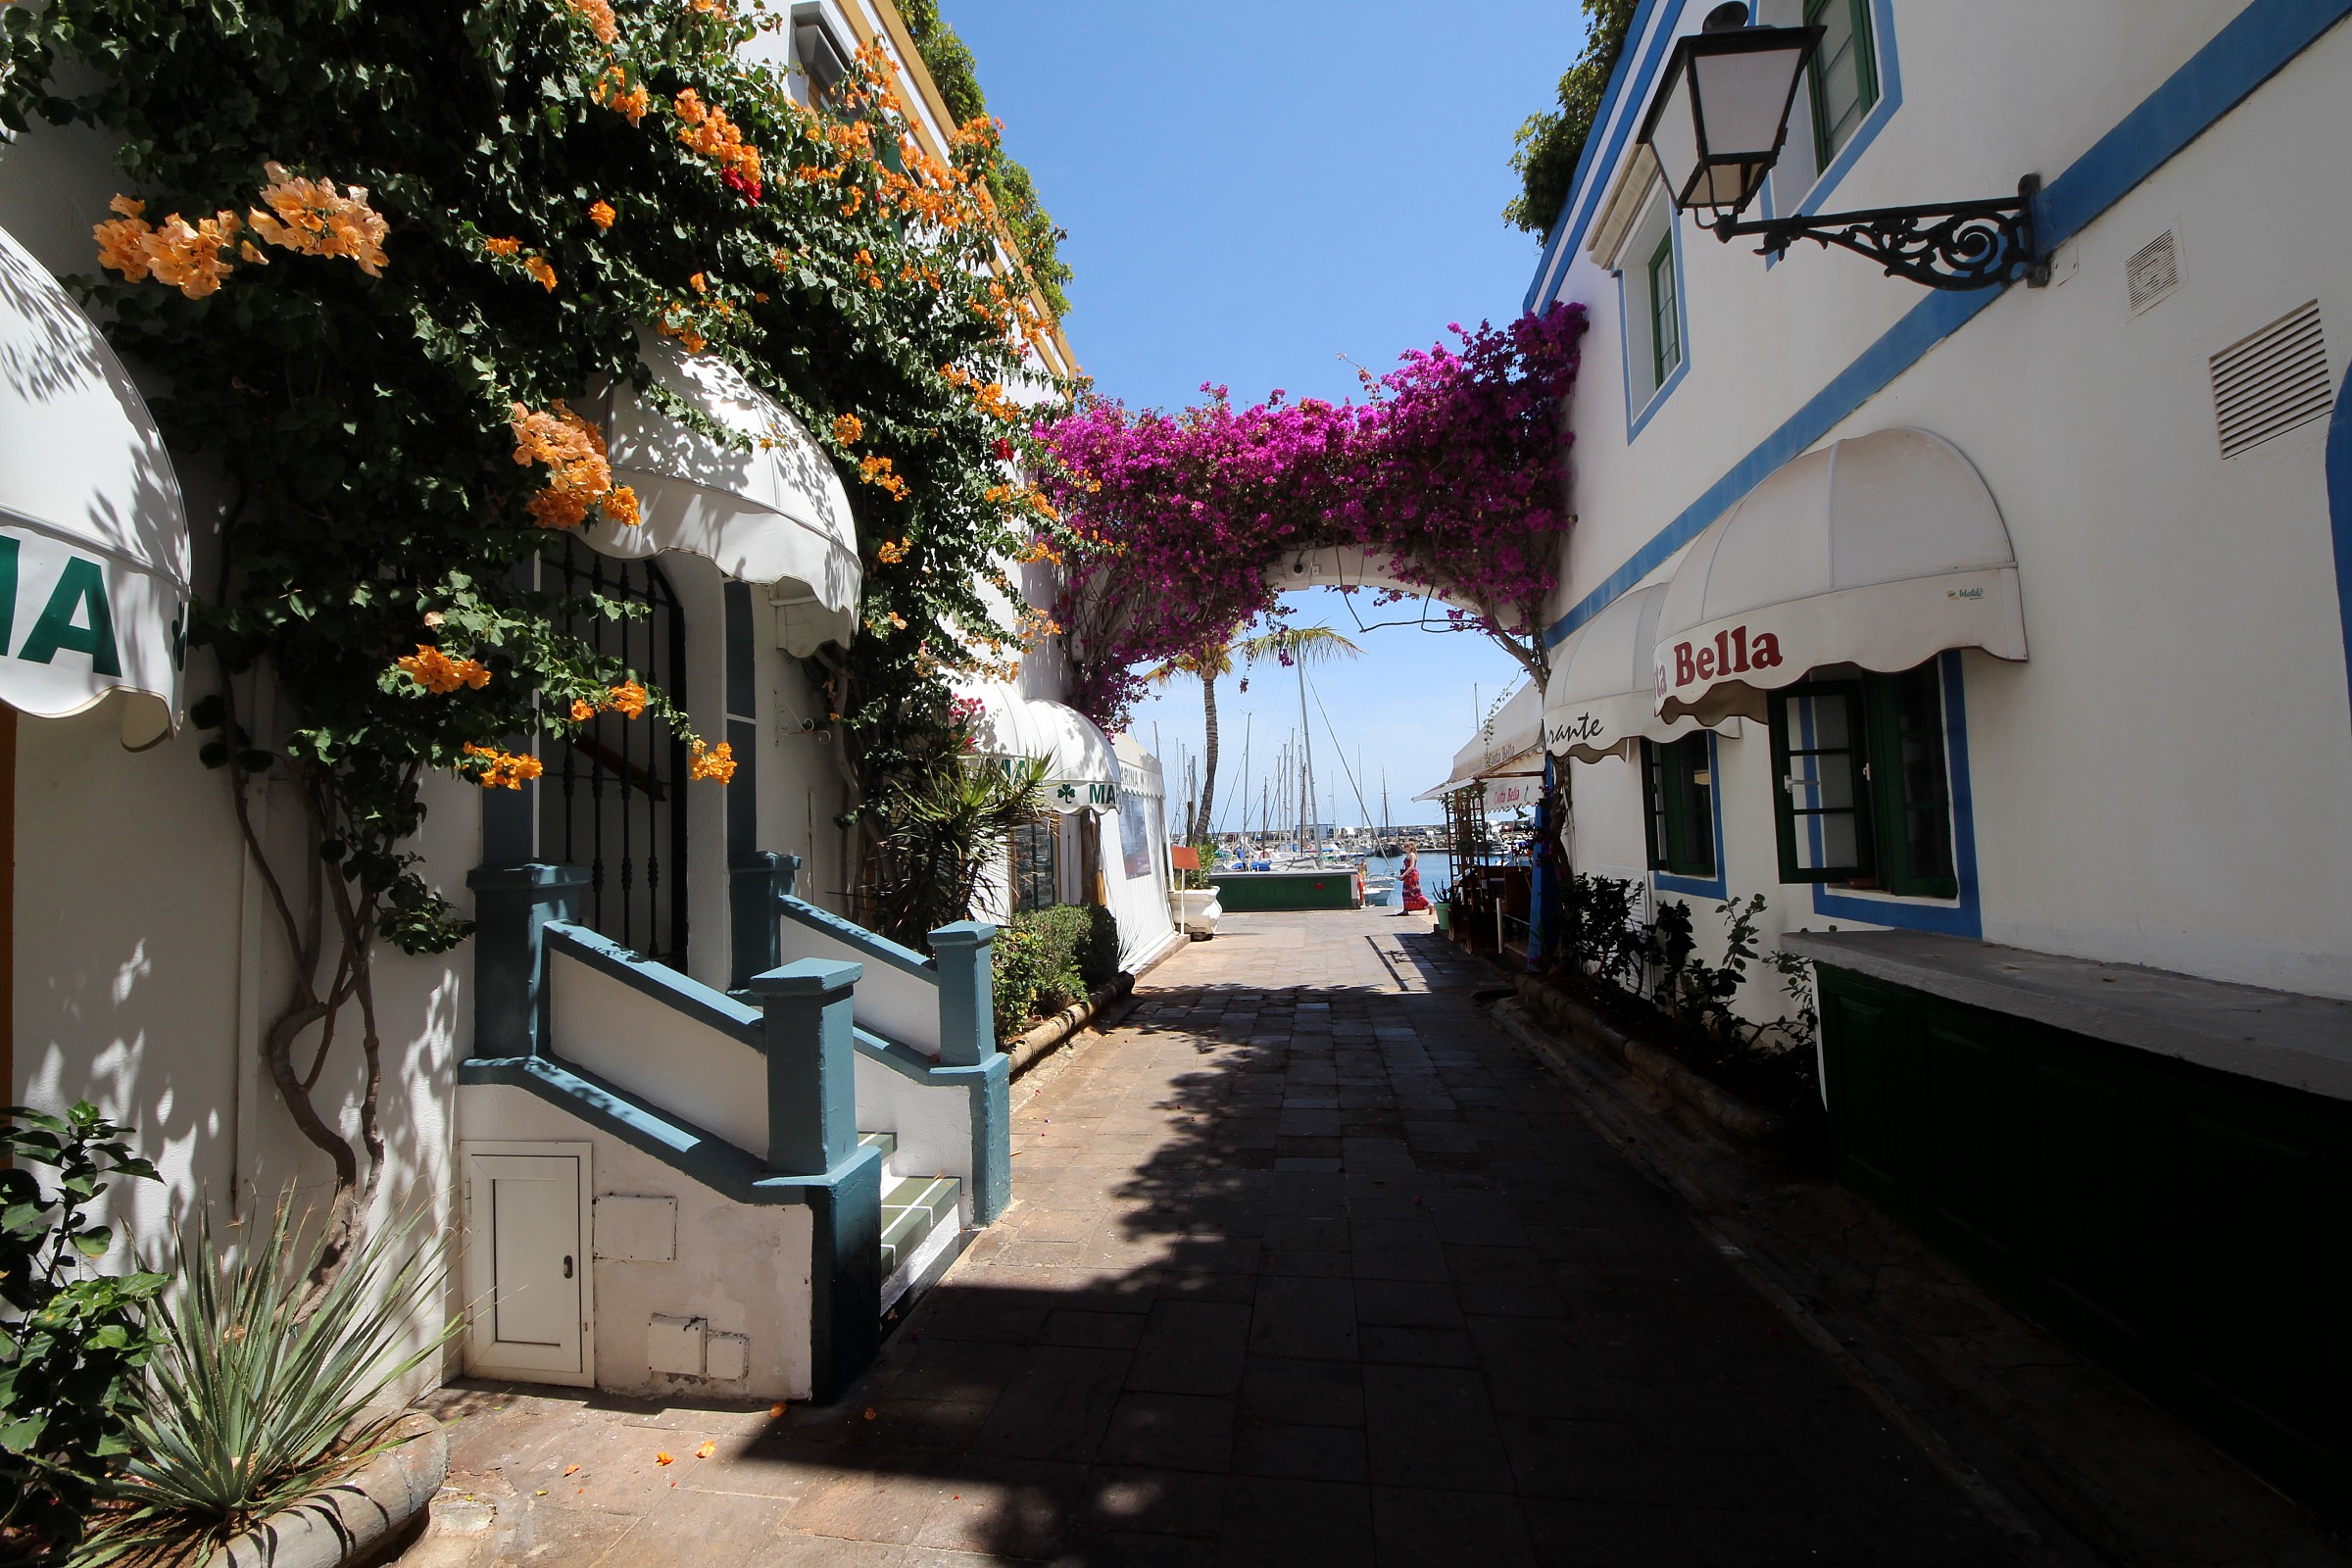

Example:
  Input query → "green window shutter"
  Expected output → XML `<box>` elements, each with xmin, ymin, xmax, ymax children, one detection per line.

<box><xmin>1645</xmin><ymin>734</ymin><xmax>1716</xmax><ymax>878</ymax></box>
<box><xmin>1768</xmin><ymin>681</ymin><xmax>1874</xmax><ymax>882</ymax></box>
<box><xmin>1642</xmin><ymin>739</ymin><xmax>1670</xmax><ymax>870</ymax></box>
<box><xmin>1806</xmin><ymin>0</ymin><xmax>1880</xmax><ymax>168</ymax></box>
<box><xmin>1862</xmin><ymin>663</ymin><xmax>1959</xmax><ymax>898</ymax></box>
<box><xmin>1647</xmin><ymin>229</ymin><xmax>1681</xmax><ymax>386</ymax></box>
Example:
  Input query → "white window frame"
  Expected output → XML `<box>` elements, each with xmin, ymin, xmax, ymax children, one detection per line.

<box><xmin>1618</xmin><ymin>188</ymin><xmax>1689</xmax><ymax>430</ymax></box>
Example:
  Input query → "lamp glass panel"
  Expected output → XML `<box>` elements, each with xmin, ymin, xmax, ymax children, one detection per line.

<box><xmin>1688</xmin><ymin>46</ymin><xmax>1808</xmax><ymax>159</ymax></box>
<box><xmin>1644</xmin><ymin>59</ymin><xmax>1704</xmax><ymax>207</ymax></box>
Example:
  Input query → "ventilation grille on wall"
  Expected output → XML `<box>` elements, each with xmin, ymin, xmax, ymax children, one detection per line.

<box><xmin>2209</xmin><ymin>301</ymin><xmax>2332</xmax><ymax>459</ymax></box>
<box><xmin>2126</xmin><ymin>230</ymin><xmax>2179</xmax><ymax>313</ymax></box>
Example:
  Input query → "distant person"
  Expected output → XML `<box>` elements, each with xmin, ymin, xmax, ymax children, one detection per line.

<box><xmin>1398</xmin><ymin>849</ymin><xmax>1431</xmax><ymax>914</ymax></box>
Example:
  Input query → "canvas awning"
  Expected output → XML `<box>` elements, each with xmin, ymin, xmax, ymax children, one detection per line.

<box><xmin>590</xmin><ymin>334</ymin><xmax>861</xmax><ymax>656</ymax></box>
<box><xmin>963</xmin><ymin>682</ymin><xmax>1119</xmax><ymax>813</ymax></box>
<box><xmin>1414</xmin><ymin>682</ymin><xmax>1543</xmax><ymax>802</ymax></box>
<box><xmin>1544</xmin><ymin>583</ymin><xmax>1736</xmax><ymax>762</ymax></box>
<box><xmin>0</xmin><ymin>222</ymin><xmax>189</xmax><ymax>749</ymax></box>
<box><xmin>1652</xmin><ymin>427</ymin><xmax>2027</xmax><ymax>724</ymax></box>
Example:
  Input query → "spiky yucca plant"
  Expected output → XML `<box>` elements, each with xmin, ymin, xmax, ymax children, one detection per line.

<box><xmin>77</xmin><ymin>1197</ymin><xmax>455</xmax><ymax>1564</ymax></box>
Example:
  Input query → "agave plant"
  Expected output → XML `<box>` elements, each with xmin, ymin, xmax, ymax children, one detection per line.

<box><xmin>76</xmin><ymin>1196</ymin><xmax>455</xmax><ymax>1564</ymax></box>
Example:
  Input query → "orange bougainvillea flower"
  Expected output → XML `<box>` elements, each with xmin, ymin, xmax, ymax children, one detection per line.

<box><xmin>484</xmin><ymin>235</ymin><xmax>521</xmax><ymax>257</ymax></box>
<box><xmin>858</xmin><ymin>454</ymin><xmax>908</xmax><ymax>502</ymax></box>
<box><xmin>594</xmin><ymin>66</ymin><xmax>651</xmax><ymax>124</ymax></box>
<box><xmin>688</xmin><ymin>739</ymin><xmax>737</xmax><ymax>783</ymax></box>
<box><xmin>830</xmin><ymin>413</ymin><xmax>863</xmax><ymax>445</ymax></box>
<box><xmin>397</xmin><ymin>644</ymin><xmax>491</xmax><ymax>695</ymax></box>
<box><xmin>247</xmin><ymin>163</ymin><xmax>389</xmax><ymax>275</ymax></box>
<box><xmin>607</xmin><ymin>680</ymin><xmax>648</xmax><ymax>718</ymax></box>
<box><xmin>510</xmin><ymin>401</ymin><xmax>634</xmax><ymax>529</ymax></box>
<box><xmin>95</xmin><ymin>205</ymin><xmax>247</xmax><ymax>299</ymax></box>
<box><xmin>522</xmin><ymin>254</ymin><xmax>558</xmax><ymax>292</ymax></box>
<box><xmin>462</xmin><ymin>744</ymin><xmax>544</xmax><ymax>790</ymax></box>
<box><xmin>874</xmin><ymin>538</ymin><xmax>908</xmax><ymax>564</ymax></box>
<box><xmin>569</xmin><ymin>698</ymin><xmax>597</xmax><ymax>722</ymax></box>
<box><xmin>588</xmin><ymin>200</ymin><xmax>616</xmax><ymax>231</ymax></box>
<box><xmin>563</xmin><ymin>0</ymin><xmax>618</xmax><ymax>43</ymax></box>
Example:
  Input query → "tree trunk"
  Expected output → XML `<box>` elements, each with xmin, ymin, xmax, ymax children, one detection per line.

<box><xmin>1195</xmin><ymin>672</ymin><xmax>1219</xmax><ymax>843</ymax></box>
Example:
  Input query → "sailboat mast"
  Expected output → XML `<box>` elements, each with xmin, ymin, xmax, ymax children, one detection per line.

<box><xmin>1296</xmin><ymin>659</ymin><xmax>1318</xmax><ymax>861</ymax></box>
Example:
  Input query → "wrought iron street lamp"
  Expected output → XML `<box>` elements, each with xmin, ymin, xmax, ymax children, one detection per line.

<box><xmin>1636</xmin><ymin>3</ymin><xmax>2045</xmax><ymax>290</ymax></box>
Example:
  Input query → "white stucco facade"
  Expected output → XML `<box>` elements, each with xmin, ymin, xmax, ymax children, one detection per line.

<box><xmin>1531</xmin><ymin>0</ymin><xmax>2352</xmax><ymax>1013</ymax></box>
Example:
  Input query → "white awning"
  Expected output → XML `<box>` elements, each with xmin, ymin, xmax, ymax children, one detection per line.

<box><xmin>1414</xmin><ymin>682</ymin><xmax>1543</xmax><ymax>801</ymax></box>
<box><xmin>591</xmin><ymin>334</ymin><xmax>861</xmax><ymax>656</ymax></box>
<box><xmin>1114</xmin><ymin>732</ymin><xmax>1164</xmax><ymax>800</ymax></box>
<box><xmin>0</xmin><ymin>222</ymin><xmax>189</xmax><ymax>749</ymax></box>
<box><xmin>963</xmin><ymin>682</ymin><xmax>1119</xmax><ymax>813</ymax></box>
<box><xmin>1653</xmin><ymin>427</ymin><xmax>2027</xmax><ymax>724</ymax></box>
<box><xmin>1544</xmin><ymin>584</ymin><xmax>1735</xmax><ymax>762</ymax></box>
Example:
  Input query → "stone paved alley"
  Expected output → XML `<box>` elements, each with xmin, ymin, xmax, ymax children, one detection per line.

<box><xmin>416</xmin><ymin>910</ymin><xmax>2025</xmax><ymax>1566</ymax></box>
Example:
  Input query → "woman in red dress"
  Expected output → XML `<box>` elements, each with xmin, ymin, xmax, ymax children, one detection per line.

<box><xmin>1398</xmin><ymin>849</ymin><xmax>1431</xmax><ymax>913</ymax></box>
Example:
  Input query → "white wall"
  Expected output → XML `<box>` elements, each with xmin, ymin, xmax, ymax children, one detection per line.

<box><xmin>1544</xmin><ymin>2</ymin><xmax>2352</xmax><ymax>1000</ymax></box>
<box><xmin>456</xmin><ymin>1084</ymin><xmax>815</xmax><ymax>1400</ymax></box>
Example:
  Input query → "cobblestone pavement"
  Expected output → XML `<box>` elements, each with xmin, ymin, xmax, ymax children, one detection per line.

<box><xmin>416</xmin><ymin>910</ymin><xmax>2028</xmax><ymax>1567</ymax></box>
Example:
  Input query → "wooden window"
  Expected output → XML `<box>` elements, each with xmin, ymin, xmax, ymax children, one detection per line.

<box><xmin>1009</xmin><ymin>817</ymin><xmax>1058</xmax><ymax>911</ymax></box>
<box><xmin>1767</xmin><ymin>662</ymin><xmax>1957</xmax><ymax>895</ymax></box>
<box><xmin>1806</xmin><ymin>0</ymin><xmax>1879</xmax><ymax>167</ymax></box>
<box><xmin>1864</xmin><ymin>662</ymin><xmax>1957</xmax><ymax>897</ymax></box>
<box><xmin>1646</xmin><ymin>228</ymin><xmax>1682</xmax><ymax>388</ymax></box>
<box><xmin>1642</xmin><ymin>734</ymin><xmax>1716</xmax><ymax>879</ymax></box>
<box><xmin>1769</xmin><ymin>679</ymin><xmax>1871</xmax><ymax>881</ymax></box>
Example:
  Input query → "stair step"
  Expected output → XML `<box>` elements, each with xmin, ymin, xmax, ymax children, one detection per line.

<box><xmin>858</xmin><ymin>1129</ymin><xmax>898</xmax><ymax>1168</ymax></box>
<box><xmin>877</xmin><ymin>1174</ymin><xmax>961</xmax><ymax>1285</ymax></box>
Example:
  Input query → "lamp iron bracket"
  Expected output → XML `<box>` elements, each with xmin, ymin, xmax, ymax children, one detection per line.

<box><xmin>1701</xmin><ymin>175</ymin><xmax>2048</xmax><ymax>291</ymax></box>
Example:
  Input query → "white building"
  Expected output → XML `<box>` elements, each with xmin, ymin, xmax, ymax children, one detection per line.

<box><xmin>1</xmin><ymin>0</ymin><xmax>1170</xmax><ymax>1409</ymax></box>
<box><xmin>1528</xmin><ymin>0</ymin><xmax>2352</xmax><ymax>1514</ymax></box>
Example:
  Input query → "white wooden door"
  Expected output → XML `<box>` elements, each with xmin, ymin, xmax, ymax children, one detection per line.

<box><xmin>463</xmin><ymin>1144</ymin><xmax>593</xmax><ymax>1385</ymax></box>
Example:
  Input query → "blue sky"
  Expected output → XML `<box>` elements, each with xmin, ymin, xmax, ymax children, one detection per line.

<box><xmin>949</xmin><ymin>0</ymin><xmax>1593</xmax><ymax>825</ymax></box>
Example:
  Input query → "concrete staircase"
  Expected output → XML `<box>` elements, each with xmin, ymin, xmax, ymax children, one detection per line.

<box><xmin>858</xmin><ymin>1130</ymin><xmax>965</xmax><ymax>1311</ymax></box>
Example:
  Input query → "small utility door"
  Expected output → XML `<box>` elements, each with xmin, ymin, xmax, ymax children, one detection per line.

<box><xmin>464</xmin><ymin>1145</ymin><xmax>592</xmax><ymax>1385</ymax></box>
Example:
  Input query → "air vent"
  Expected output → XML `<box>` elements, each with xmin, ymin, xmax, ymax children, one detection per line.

<box><xmin>2126</xmin><ymin>230</ymin><xmax>2179</xmax><ymax>313</ymax></box>
<box><xmin>2209</xmin><ymin>302</ymin><xmax>2332</xmax><ymax>459</ymax></box>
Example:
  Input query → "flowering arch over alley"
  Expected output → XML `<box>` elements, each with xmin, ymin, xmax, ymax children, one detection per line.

<box><xmin>1031</xmin><ymin>305</ymin><xmax>1589</xmax><ymax>726</ymax></box>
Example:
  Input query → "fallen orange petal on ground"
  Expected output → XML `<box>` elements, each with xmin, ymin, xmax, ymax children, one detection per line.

<box><xmin>655</xmin><ymin>1451</ymin><xmax>674</xmax><ymax>1465</ymax></box>
<box><xmin>695</xmin><ymin>1440</ymin><xmax>717</xmax><ymax>1459</ymax></box>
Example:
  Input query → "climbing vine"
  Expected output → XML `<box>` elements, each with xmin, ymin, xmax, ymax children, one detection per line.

<box><xmin>1031</xmin><ymin>305</ymin><xmax>1588</xmax><ymax>727</ymax></box>
<box><xmin>0</xmin><ymin>0</ymin><xmax>1065</xmax><ymax>1271</ymax></box>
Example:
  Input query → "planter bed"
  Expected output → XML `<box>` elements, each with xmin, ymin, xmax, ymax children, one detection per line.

<box><xmin>1510</xmin><ymin>966</ymin><xmax>1827</xmax><ymax>1162</ymax></box>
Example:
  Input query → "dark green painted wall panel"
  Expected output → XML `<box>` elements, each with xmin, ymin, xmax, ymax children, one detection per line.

<box><xmin>1816</xmin><ymin>964</ymin><xmax>2350</xmax><ymax>1521</ymax></box>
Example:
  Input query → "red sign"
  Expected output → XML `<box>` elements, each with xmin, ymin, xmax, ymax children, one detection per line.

<box><xmin>1668</xmin><ymin>624</ymin><xmax>1784</xmax><ymax>689</ymax></box>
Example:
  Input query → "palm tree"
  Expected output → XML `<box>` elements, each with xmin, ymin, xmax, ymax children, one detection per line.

<box><xmin>1148</xmin><ymin>622</ymin><xmax>1362</xmax><ymax>844</ymax></box>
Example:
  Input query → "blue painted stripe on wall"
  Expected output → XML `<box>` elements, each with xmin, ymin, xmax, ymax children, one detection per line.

<box><xmin>2328</xmin><ymin>367</ymin><xmax>2352</xmax><ymax>720</ymax></box>
<box><xmin>1526</xmin><ymin>0</ymin><xmax>1683</xmax><ymax>316</ymax></box>
<box><xmin>1542</xmin><ymin>0</ymin><xmax>2352</xmax><ymax>649</ymax></box>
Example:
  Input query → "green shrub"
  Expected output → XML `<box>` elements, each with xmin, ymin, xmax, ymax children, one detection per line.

<box><xmin>991</xmin><ymin>922</ymin><xmax>1051</xmax><ymax>1042</ymax></box>
<box><xmin>0</xmin><ymin>1103</ymin><xmax>168</xmax><ymax>1561</ymax></box>
<box><xmin>990</xmin><ymin>905</ymin><xmax>1123</xmax><ymax>1037</ymax></box>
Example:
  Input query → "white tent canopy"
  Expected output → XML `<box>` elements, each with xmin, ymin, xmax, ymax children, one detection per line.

<box><xmin>1544</xmin><ymin>583</ymin><xmax>1735</xmax><ymax>762</ymax></box>
<box><xmin>590</xmin><ymin>334</ymin><xmax>861</xmax><ymax>656</ymax></box>
<box><xmin>0</xmin><ymin>222</ymin><xmax>189</xmax><ymax>749</ymax></box>
<box><xmin>1414</xmin><ymin>681</ymin><xmax>1543</xmax><ymax>802</ymax></box>
<box><xmin>961</xmin><ymin>681</ymin><xmax>1119</xmax><ymax>813</ymax></box>
<box><xmin>1653</xmin><ymin>427</ymin><xmax>2028</xmax><ymax>724</ymax></box>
